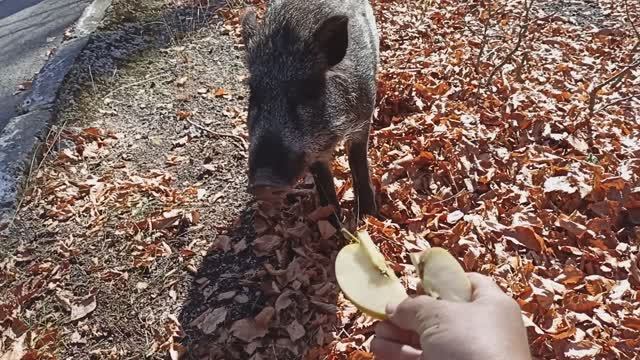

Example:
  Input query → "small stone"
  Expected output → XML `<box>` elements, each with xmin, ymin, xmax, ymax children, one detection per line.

<box><xmin>176</xmin><ymin>77</ymin><xmax>188</xmax><ymax>86</ymax></box>
<box><xmin>70</xmin><ymin>331</ymin><xmax>86</xmax><ymax>344</ymax></box>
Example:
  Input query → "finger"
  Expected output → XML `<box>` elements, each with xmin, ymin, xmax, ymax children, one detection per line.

<box><xmin>385</xmin><ymin>295</ymin><xmax>443</xmax><ymax>333</ymax></box>
<box><xmin>370</xmin><ymin>336</ymin><xmax>422</xmax><ymax>360</ymax></box>
<box><xmin>467</xmin><ymin>272</ymin><xmax>507</xmax><ymax>300</ymax></box>
<box><xmin>375</xmin><ymin>321</ymin><xmax>421</xmax><ymax>347</ymax></box>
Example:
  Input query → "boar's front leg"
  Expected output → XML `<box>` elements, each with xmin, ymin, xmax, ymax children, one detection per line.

<box><xmin>347</xmin><ymin>131</ymin><xmax>378</xmax><ymax>217</ymax></box>
<box><xmin>310</xmin><ymin>161</ymin><xmax>341</xmax><ymax>217</ymax></box>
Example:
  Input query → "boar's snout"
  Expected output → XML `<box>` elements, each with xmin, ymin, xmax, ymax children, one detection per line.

<box><xmin>247</xmin><ymin>131</ymin><xmax>306</xmax><ymax>202</ymax></box>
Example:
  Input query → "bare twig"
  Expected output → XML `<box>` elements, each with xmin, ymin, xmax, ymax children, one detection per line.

<box><xmin>103</xmin><ymin>73</ymin><xmax>171</xmax><ymax>100</ymax></box>
<box><xmin>587</xmin><ymin>59</ymin><xmax>640</xmax><ymax>115</ymax></box>
<box><xmin>433</xmin><ymin>189</ymin><xmax>469</xmax><ymax>205</ymax></box>
<box><xmin>608</xmin><ymin>0</ymin><xmax>640</xmax><ymax>89</ymax></box>
<box><xmin>594</xmin><ymin>94</ymin><xmax>640</xmax><ymax>115</ymax></box>
<box><xmin>514</xmin><ymin>9</ymin><xmax>560</xmax><ymax>82</ymax></box>
<box><xmin>534</xmin><ymin>11</ymin><xmax>563</xmax><ymax>23</ymax></box>
<box><xmin>475</xmin><ymin>4</ymin><xmax>492</xmax><ymax>74</ymax></box>
<box><xmin>185</xmin><ymin>118</ymin><xmax>247</xmax><ymax>150</ymax></box>
<box><xmin>485</xmin><ymin>0</ymin><xmax>535</xmax><ymax>89</ymax></box>
<box><xmin>578</xmin><ymin>0</ymin><xmax>640</xmax><ymax>147</ymax></box>
<box><xmin>89</xmin><ymin>65</ymin><xmax>97</xmax><ymax>94</ymax></box>
<box><xmin>585</xmin><ymin>58</ymin><xmax>640</xmax><ymax>146</ymax></box>
<box><xmin>475</xmin><ymin>17</ymin><xmax>490</xmax><ymax>74</ymax></box>
<box><xmin>582</xmin><ymin>0</ymin><xmax>640</xmax><ymax>142</ymax></box>
<box><xmin>475</xmin><ymin>1</ymin><xmax>507</xmax><ymax>74</ymax></box>
<box><xmin>512</xmin><ymin>52</ymin><xmax>529</xmax><ymax>83</ymax></box>
<box><xmin>625</xmin><ymin>0</ymin><xmax>640</xmax><ymax>44</ymax></box>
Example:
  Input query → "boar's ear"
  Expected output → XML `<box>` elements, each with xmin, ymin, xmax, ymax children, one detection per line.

<box><xmin>313</xmin><ymin>15</ymin><xmax>349</xmax><ymax>68</ymax></box>
<box><xmin>241</xmin><ymin>7</ymin><xmax>258</xmax><ymax>45</ymax></box>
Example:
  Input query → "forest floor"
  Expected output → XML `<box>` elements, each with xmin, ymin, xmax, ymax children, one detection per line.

<box><xmin>1</xmin><ymin>0</ymin><xmax>639</xmax><ymax>359</ymax></box>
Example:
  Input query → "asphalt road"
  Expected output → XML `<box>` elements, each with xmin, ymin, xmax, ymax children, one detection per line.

<box><xmin>0</xmin><ymin>0</ymin><xmax>90</xmax><ymax>131</ymax></box>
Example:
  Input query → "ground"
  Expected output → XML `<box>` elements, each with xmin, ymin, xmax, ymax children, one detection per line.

<box><xmin>1</xmin><ymin>0</ymin><xmax>640</xmax><ymax>359</ymax></box>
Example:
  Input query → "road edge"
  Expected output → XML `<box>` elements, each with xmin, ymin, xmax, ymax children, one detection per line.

<box><xmin>0</xmin><ymin>0</ymin><xmax>112</xmax><ymax>232</ymax></box>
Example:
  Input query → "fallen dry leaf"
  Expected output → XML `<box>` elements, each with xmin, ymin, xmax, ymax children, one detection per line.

<box><xmin>622</xmin><ymin>316</ymin><xmax>640</xmax><ymax>331</ymax></box>
<box><xmin>233</xmin><ymin>239</ymin><xmax>248</xmax><ymax>254</ymax></box>
<box><xmin>286</xmin><ymin>320</ymin><xmax>305</xmax><ymax>342</ymax></box>
<box><xmin>230</xmin><ymin>307</ymin><xmax>275</xmax><ymax>342</ymax></box>
<box><xmin>252</xmin><ymin>235</ymin><xmax>283</xmax><ymax>256</ymax></box>
<box><xmin>564</xmin><ymin>340</ymin><xmax>602</xmax><ymax>359</ymax></box>
<box><xmin>56</xmin><ymin>291</ymin><xmax>97</xmax><ymax>322</ymax></box>
<box><xmin>317</xmin><ymin>220</ymin><xmax>336</xmax><ymax>240</ymax></box>
<box><xmin>169</xmin><ymin>343</ymin><xmax>186</xmax><ymax>360</ymax></box>
<box><xmin>275</xmin><ymin>290</ymin><xmax>294</xmax><ymax>312</ymax></box>
<box><xmin>0</xmin><ymin>333</ymin><xmax>26</xmax><ymax>360</ymax></box>
<box><xmin>191</xmin><ymin>307</ymin><xmax>227</xmax><ymax>335</ymax></box>
<box><xmin>544</xmin><ymin>176</ymin><xmax>577</xmax><ymax>194</ymax></box>
<box><xmin>307</xmin><ymin>206</ymin><xmax>336</xmax><ymax>222</ymax></box>
<box><xmin>176</xmin><ymin>76</ymin><xmax>187</xmax><ymax>86</ymax></box>
<box><xmin>70</xmin><ymin>330</ymin><xmax>86</xmax><ymax>344</ymax></box>
<box><xmin>503</xmin><ymin>226</ymin><xmax>546</xmax><ymax>252</ymax></box>
<box><xmin>563</xmin><ymin>292</ymin><xmax>601</xmax><ymax>313</ymax></box>
<box><xmin>217</xmin><ymin>291</ymin><xmax>237</xmax><ymax>301</ymax></box>
<box><xmin>214</xmin><ymin>235</ymin><xmax>232</xmax><ymax>252</ymax></box>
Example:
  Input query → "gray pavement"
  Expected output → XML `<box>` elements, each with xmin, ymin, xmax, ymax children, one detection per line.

<box><xmin>0</xmin><ymin>0</ymin><xmax>90</xmax><ymax>131</ymax></box>
<box><xmin>0</xmin><ymin>0</ymin><xmax>110</xmax><ymax>231</ymax></box>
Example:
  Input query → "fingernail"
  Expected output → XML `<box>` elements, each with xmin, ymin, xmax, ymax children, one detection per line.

<box><xmin>385</xmin><ymin>302</ymin><xmax>398</xmax><ymax>315</ymax></box>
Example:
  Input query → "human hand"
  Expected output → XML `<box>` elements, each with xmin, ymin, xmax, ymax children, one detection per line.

<box><xmin>371</xmin><ymin>273</ymin><xmax>531</xmax><ymax>360</ymax></box>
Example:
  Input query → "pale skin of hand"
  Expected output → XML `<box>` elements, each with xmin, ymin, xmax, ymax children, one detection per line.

<box><xmin>371</xmin><ymin>273</ymin><xmax>532</xmax><ymax>360</ymax></box>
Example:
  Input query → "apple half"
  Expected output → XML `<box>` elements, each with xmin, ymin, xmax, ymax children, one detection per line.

<box><xmin>335</xmin><ymin>229</ymin><xmax>472</xmax><ymax>319</ymax></box>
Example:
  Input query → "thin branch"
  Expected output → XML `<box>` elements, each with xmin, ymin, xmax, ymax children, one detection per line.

<box><xmin>587</xmin><ymin>59</ymin><xmax>640</xmax><ymax>115</ymax></box>
<box><xmin>475</xmin><ymin>2</ymin><xmax>507</xmax><ymax>74</ymax></box>
<box><xmin>593</xmin><ymin>94</ymin><xmax>640</xmax><ymax>115</ymax></box>
<box><xmin>587</xmin><ymin>1</ymin><xmax>640</xmax><ymax>115</ymax></box>
<box><xmin>433</xmin><ymin>189</ymin><xmax>469</xmax><ymax>205</ymax></box>
<box><xmin>485</xmin><ymin>0</ymin><xmax>535</xmax><ymax>89</ymax></box>
<box><xmin>584</xmin><ymin>59</ymin><xmax>640</xmax><ymax>147</ymax></box>
<box><xmin>608</xmin><ymin>0</ymin><xmax>640</xmax><ymax>89</ymax></box>
<box><xmin>102</xmin><ymin>73</ymin><xmax>171</xmax><ymax>100</ymax></box>
<box><xmin>581</xmin><ymin>0</ymin><xmax>640</xmax><ymax>147</ymax></box>
<box><xmin>515</xmin><ymin>9</ymin><xmax>561</xmax><ymax>82</ymax></box>
<box><xmin>475</xmin><ymin>17</ymin><xmax>490</xmax><ymax>73</ymax></box>
<box><xmin>534</xmin><ymin>12</ymin><xmax>563</xmax><ymax>23</ymax></box>
<box><xmin>185</xmin><ymin>118</ymin><xmax>247</xmax><ymax>150</ymax></box>
<box><xmin>625</xmin><ymin>0</ymin><xmax>640</xmax><ymax>42</ymax></box>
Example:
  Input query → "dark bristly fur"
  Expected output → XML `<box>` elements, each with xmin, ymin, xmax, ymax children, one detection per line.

<box><xmin>242</xmin><ymin>0</ymin><xmax>379</xmax><ymax>217</ymax></box>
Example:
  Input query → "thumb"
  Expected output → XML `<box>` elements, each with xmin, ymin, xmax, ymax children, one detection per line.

<box><xmin>467</xmin><ymin>272</ymin><xmax>507</xmax><ymax>300</ymax></box>
<box><xmin>385</xmin><ymin>295</ymin><xmax>444</xmax><ymax>334</ymax></box>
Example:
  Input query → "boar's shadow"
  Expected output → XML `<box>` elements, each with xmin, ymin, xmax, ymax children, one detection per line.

<box><xmin>178</xmin><ymin>201</ymin><xmax>341</xmax><ymax>360</ymax></box>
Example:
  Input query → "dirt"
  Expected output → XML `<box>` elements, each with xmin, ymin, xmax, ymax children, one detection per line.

<box><xmin>3</xmin><ymin>0</ymin><xmax>267</xmax><ymax>358</ymax></box>
<box><xmin>539</xmin><ymin>0</ymin><xmax>607</xmax><ymax>26</ymax></box>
